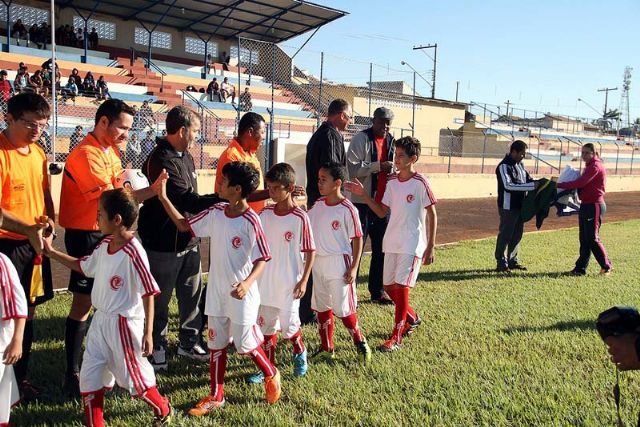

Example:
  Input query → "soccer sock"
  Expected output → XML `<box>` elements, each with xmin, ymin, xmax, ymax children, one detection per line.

<box><xmin>248</xmin><ymin>346</ymin><xmax>277</xmax><ymax>378</ymax></box>
<box><xmin>406</xmin><ymin>306</ymin><xmax>419</xmax><ymax>325</ymax></box>
<box><xmin>340</xmin><ymin>313</ymin><xmax>365</xmax><ymax>344</ymax></box>
<box><xmin>65</xmin><ymin>317</ymin><xmax>88</xmax><ymax>376</ymax></box>
<box><xmin>316</xmin><ymin>310</ymin><xmax>334</xmax><ymax>352</ymax></box>
<box><xmin>387</xmin><ymin>287</ymin><xmax>409</xmax><ymax>343</ymax></box>
<box><xmin>286</xmin><ymin>329</ymin><xmax>306</xmax><ymax>355</ymax></box>
<box><xmin>263</xmin><ymin>335</ymin><xmax>277</xmax><ymax>364</ymax></box>
<box><xmin>82</xmin><ymin>389</ymin><xmax>105</xmax><ymax>427</ymax></box>
<box><xmin>14</xmin><ymin>319</ymin><xmax>33</xmax><ymax>383</ymax></box>
<box><xmin>209</xmin><ymin>349</ymin><xmax>227</xmax><ymax>401</ymax></box>
<box><xmin>139</xmin><ymin>386</ymin><xmax>170</xmax><ymax>417</ymax></box>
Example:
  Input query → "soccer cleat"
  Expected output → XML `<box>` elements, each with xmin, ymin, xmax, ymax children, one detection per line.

<box><xmin>188</xmin><ymin>396</ymin><xmax>225</xmax><ymax>416</ymax></box>
<box><xmin>600</xmin><ymin>267</ymin><xmax>613</xmax><ymax>276</ymax></box>
<box><xmin>310</xmin><ymin>348</ymin><xmax>335</xmax><ymax>363</ymax></box>
<box><xmin>402</xmin><ymin>316</ymin><xmax>422</xmax><ymax>338</ymax></box>
<box><xmin>264</xmin><ymin>369</ymin><xmax>281</xmax><ymax>404</ymax></box>
<box><xmin>508</xmin><ymin>263</ymin><xmax>527</xmax><ymax>271</ymax></box>
<box><xmin>569</xmin><ymin>269</ymin><xmax>586</xmax><ymax>276</ymax></box>
<box><xmin>495</xmin><ymin>266</ymin><xmax>510</xmax><ymax>273</ymax></box>
<box><xmin>378</xmin><ymin>338</ymin><xmax>401</xmax><ymax>353</ymax></box>
<box><xmin>246</xmin><ymin>371</ymin><xmax>265</xmax><ymax>384</ymax></box>
<box><xmin>292</xmin><ymin>350</ymin><xmax>308</xmax><ymax>377</ymax></box>
<box><xmin>177</xmin><ymin>343</ymin><xmax>209</xmax><ymax>362</ymax></box>
<box><xmin>152</xmin><ymin>403</ymin><xmax>173</xmax><ymax>426</ymax></box>
<box><xmin>355</xmin><ymin>341</ymin><xmax>372</xmax><ymax>364</ymax></box>
<box><xmin>149</xmin><ymin>348</ymin><xmax>168</xmax><ymax>372</ymax></box>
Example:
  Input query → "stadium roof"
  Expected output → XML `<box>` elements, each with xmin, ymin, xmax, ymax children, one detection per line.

<box><xmin>56</xmin><ymin>0</ymin><xmax>348</xmax><ymax>44</ymax></box>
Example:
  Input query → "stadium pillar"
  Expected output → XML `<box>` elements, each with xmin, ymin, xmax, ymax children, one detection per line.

<box><xmin>202</xmin><ymin>42</ymin><xmax>208</xmax><ymax>80</ymax></box>
<box><xmin>236</xmin><ymin>37</ymin><xmax>241</xmax><ymax>130</ymax></box>
<box><xmin>317</xmin><ymin>52</ymin><xmax>324</xmax><ymax>129</ymax></box>
<box><xmin>3</xmin><ymin>0</ymin><xmax>11</xmax><ymax>53</ymax></box>
<box><xmin>269</xmin><ymin>42</ymin><xmax>276</xmax><ymax>169</ymax></box>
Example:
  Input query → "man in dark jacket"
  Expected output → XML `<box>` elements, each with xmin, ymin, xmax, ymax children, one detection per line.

<box><xmin>495</xmin><ymin>140</ymin><xmax>539</xmax><ymax>272</ymax></box>
<box><xmin>139</xmin><ymin>106</ymin><xmax>221</xmax><ymax>370</ymax></box>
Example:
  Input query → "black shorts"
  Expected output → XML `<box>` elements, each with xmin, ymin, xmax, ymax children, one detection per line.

<box><xmin>65</xmin><ymin>229</ymin><xmax>104</xmax><ymax>294</ymax></box>
<box><xmin>0</xmin><ymin>238</ymin><xmax>54</xmax><ymax>307</ymax></box>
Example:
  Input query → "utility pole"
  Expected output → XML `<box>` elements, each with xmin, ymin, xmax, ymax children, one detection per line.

<box><xmin>455</xmin><ymin>81</ymin><xmax>459</xmax><ymax>102</ymax></box>
<box><xmin>413</xmin><ymin>43</ymin><xmax>437</xmax><ymax>98</ymax></box>
<box><xmin>505</xmin><ymin>100</ymin><xmax>511</xmax><ymax>117</ymax></box>
<box><xmin>598</xmin><ymin>87</ymin><xmax>618</xmax><ymax>116</ymax></box>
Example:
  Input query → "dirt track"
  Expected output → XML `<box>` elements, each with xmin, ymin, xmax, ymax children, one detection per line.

<box><xmin>49</xmin><ymin>192</ymin><xmax>640</xmax><ymax>290</ymax></box>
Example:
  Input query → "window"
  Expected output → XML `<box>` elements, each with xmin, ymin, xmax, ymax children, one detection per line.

<box><xmin>185</xmin><ymin>37</ymin><xmax>218</xmax><ymax>57</ymax></box>
<box><xmin>230</xmin><ymin>46</ymin><xmax>259</xmax><ymax>65</ymax></box>
<box><xmin>0</xmin><ymin>4</ymin><xmax>48</xmax><ymax>27</ymax></box>
<box><xmin>134</xmin><ymin>27</ymin><xmax>172</xmax><ymax>50</ymax></box>
<box><xmin>72</xmin><ymin>16</ymin><xmax>116</xmax><ymax>40</ymax></box>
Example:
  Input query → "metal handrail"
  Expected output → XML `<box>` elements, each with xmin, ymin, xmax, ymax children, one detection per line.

<box><xmin>529</xmin><ymin>152</ymin><xmax>560</xmax><ymax>173</ymax></box>
<box><xmin>180</xmin><ymin>90</ymin><xmax>222</xmax><ymax>122</ymax></box>
<box><xmin>130</xmin><ymin>47</ymin><xmax>166</xmax><ymax>91</ymax></box>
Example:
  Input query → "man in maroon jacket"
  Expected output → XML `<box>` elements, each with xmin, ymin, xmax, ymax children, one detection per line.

<box><xmin>557</xmin><ymin>143</ymin><xmax>612</xmax><ymax>276</ymax></box>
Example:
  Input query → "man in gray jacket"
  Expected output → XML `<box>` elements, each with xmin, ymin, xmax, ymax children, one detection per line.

<box><xmin>347</xmin><ymin>107</ymin><xmax>395</xmax><ymax>304</ymax></box>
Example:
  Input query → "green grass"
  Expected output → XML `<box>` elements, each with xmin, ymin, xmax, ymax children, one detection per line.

<box><xmin>12</xmin><ymin>220</ymin><xmax>640</xmax><ymax>426</ymax></box>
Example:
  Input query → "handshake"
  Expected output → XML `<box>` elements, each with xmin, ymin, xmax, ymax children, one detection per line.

<box><xmin>597</xmin><ymin>306</ymin><xmax>640</xmax><ymax>370</ymax></box>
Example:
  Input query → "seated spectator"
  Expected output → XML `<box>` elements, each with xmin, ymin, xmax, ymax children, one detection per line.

<box><xmin>0</xmin><ymin>70</ymin><xmax>14</xmax><ymax>112</ymax></box>
<box><xmin>96</xmin><ymin>75</ymin><xmax>110</xmax><ymax>100</ymax></box>
<box><xmin>141</xmin><ymin>130</ymin><xmax>156</xmax><ymax>158</ymax></box>
<box><xmin>198</xmin><ymin>87</ymin><xmax>205</xmax><ymax>93</ymax></box>
<box><xmin>42</xmin><ymin>66</ymin><xmax>61</xmax><ymax>97</ymax></box>
<box><xmin>220</xmin><ymin>77</ymin><xmax>236</xmax><ymax>104</ymax></box>
<box><xmin>60</xmin><ymin>76</ymin><xmax>79</xmax><ymax>103</ymax></box>
<box><xmin>66</xmin><ymin>25</ymin><xmax>77</xmax><ymax>47</ymax></box>
<box><xmin>206</xmin><ymin>77</ymin><xmax>221</xmax><ymax>102</ymax></box>
<box><xmin>40</xmin><ymin>22</ymin><xmax>51</xmax><ymax>49</ymax></box>
<box><xmin>186</xmin><ymin>84</ymin><xmax>197</xmax><ymax>92</ymax></box>
<box><xmin>11</xmin><ymin>19</ymin><xmax>27</xmax><ymax>45</ymax></box>
<box><xmin>126</xmin><ymin>133</ymin><xmax>142</xmax><ymax>168</ymax></box>
<box><xmin>219</xmin><ymin>50</ymin><xmax>230</xmax><ymax>71</ymax></box>
<box><xmin>76</xmin><ymin>28</ymin><xmax>84</xmax><ymax>48</ymax></box>
<box><xmin>139</xmin><ymin>100</ymin><xmax>156</xmax><ymax>130</ymax></box>
<box><xmin>29</xmin><ymin>69</ymin><xmax>44</xmax><ymax>94</ymax></box>
<box><xmin>239</xmin><ymin>87</ymin><xmax>253</xmax><ymax>112</ymax></box>
<box><xmin>88</xmin><ymin>27</ymin><xmax>99</xmax><ymax>49</ymax></box>
<box><xmin>13</xmin><ymin>67</ymin><xmax>30</xmax><ymax>93</ymax></box>
<box><xmin>69</xmin><ymin>125</ymin><xmax>84</xmax><ymax>152</ymax></box>
<box><xmin>70</xmin><ymin>68</ymin><xmax>82</xmax><ymax>89</ymax></box>
<box><xmin>29</xmin><ymin>23</ymin><xmax>40</xmax><ymax>48</ymax></box>
<box><xmin>83</xmin><ymin>71</ymin><xmax>96</xmax><ymax>94</ymax></box>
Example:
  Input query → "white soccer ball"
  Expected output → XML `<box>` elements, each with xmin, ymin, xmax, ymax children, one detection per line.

<box><xmin>116</xmin><ymin>169</ymin><xmax>149</xmax><ymax>191</ymax></box>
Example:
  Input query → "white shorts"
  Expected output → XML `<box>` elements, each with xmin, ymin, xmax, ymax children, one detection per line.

<box><xmin>80</xmin><ymin>312</ymin><xmax>157</xmax><ymax>396</ymax></box>
<box><xmin>311</xmin><ymin>255</ymin><xmax>357</xmax><ymax>318</ymax></box>
<box><xmin>257</xmin><ymin>305</ymin><xmax>301</xmax><ymax>339</ymax></box>
<box><xmin>0</xmin><ymin>358</ymin><xmax>19</xmax><ymax>424</ymax></box>
<box><xmin>207</xmin><ymin>316</ymin><xmax>263</xmax><ymax>354</ymax></box>
<box><xmin>383</xmin><ymin>253</ymin><xmax>421</xmax><ymax>288</ymax></box>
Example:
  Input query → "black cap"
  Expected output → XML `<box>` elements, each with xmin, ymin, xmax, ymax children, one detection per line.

<box><xmin>373</xmin><ymin>107</ymin><xmax>394</xmax><ymax>121</ymax></box>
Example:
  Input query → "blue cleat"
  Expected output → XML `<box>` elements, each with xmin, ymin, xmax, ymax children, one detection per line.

<box><xmin>246</xmin><ymin>371</ymin><xmax>265</xmax><ymax>384</ymax></box>
<box><xmin>292</xmin><ymin>350</ymin><xmax>308</xmax><ymax>377</ymax></box>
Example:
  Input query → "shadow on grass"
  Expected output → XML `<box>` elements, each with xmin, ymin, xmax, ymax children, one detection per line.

<box><xmin>418</xmin><ymin>269</ymin><xmax>567</xmax><ymax>283</ymax></box>
<box><xmin>502</xmin><ymin>319</ymin><xmax>595</xmax><ymax>335</ymax></box>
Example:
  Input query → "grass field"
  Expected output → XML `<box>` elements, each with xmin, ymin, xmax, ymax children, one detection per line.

<box><xmin>11</xmin><ymin>220</ymin><xmax>640</xmax><ymax>426</ymax></box>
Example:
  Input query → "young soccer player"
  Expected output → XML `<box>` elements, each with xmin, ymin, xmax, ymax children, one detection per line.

<box><xmin>246</xmin><ymin>163</ymin><xmax>315</xmax><ymax>384</ymax></box>
<box><xmin>0</xmin><ymin>253</ymin><xmax>27</xmax><ymax>427</ymax></box>
<box><xmin>155</xmin><ymin>161</ymin><xmax>281</xmax><ymax>415</ymax></box>
<box><xmin>44</xmin><ymin>189</ymin><xmax>172</xmax><ymax>427</ymax></box>
<box><xmin>346</xmin><ymin>136</ymin><xmax>438</xmax><ymax>352</ymax></box>
<box><xmin>307</xmin><ymin>162</ymin><xmax>371</xmax><ymax>363</ymax></box>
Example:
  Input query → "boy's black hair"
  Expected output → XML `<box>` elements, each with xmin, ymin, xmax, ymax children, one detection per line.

<box><xmin>510</xmin><ymin>140</ymin><xmax>528</xmax><ymax>153</ymax></box>
<box><xmin>7</xmin><ymin>92</ymin><xmax>51</xmax><ymax>120</ymax></box>
<box><xmin>100</xmin><ymin>188</ymin><xmax>138</xmax><ymax>228</ymax></box>
<box><xmin>394</xmin><ymin>136</ymin><xmax>421</xmax><ymax>159</ymax></box>
<box><xmin>319</xmin><ymin>161</ymin><xmax>346</xmax><ymax>182</ymax></box>
<box><xmin>95</xmin><ymin>98</ymin><xmax>135</xmax><ymax>125</ymax></box>
<box><xmin>222</xmin><ymin>161</ymin><xmax>260</xmax><ymax>198</ymax></box>
<box><xmin>265</xmin><ymin>162</ymin><xmax>296</xmax><ymax>187</ymax></box>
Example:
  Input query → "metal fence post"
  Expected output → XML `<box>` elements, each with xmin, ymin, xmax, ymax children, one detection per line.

<box><xmin>317</xmin><ymin>51</ymin><xmax>323</xmax><ymax>128</ymax></box>
<box><xmin>269</xmin><ymin>41</ymin><xmax>276</xmax><ymax>168</ymax></box>
<box><xmin>446</xmin><ymin>127</ymin><xmax>453</xmax><ymax>173</ymax></box>
<box><xmin>236</xmin><ymin>37</ymin><xmax>241</xmax><ymax>131</ymax></box>
<box><xmin>411</xmin><ymin>71</ymin><xmax>416</xmax><ymax>137</ymax></box>
<box><xmin>631</xmin><ymin>144</ymin><xmax>635</xmax><ymax>174</ymax></box>
<box><xmin>368</xmin><ymin>62</ymin><xmax>372</xmax><ymax>118</ymax></box>
<box><xmin>481</xmin><ymin>131</ymin><xmax>487</xmax><ymax>173</ymax></box>
<box><xmin>614</xmin><ymin>142</ymin><xmax>620</xmax><ymax>174</ymax></box>
<box><xmin>559</xmin><ymin>139</ymin><xmax>563</xmax><ymax>171</ymax></box>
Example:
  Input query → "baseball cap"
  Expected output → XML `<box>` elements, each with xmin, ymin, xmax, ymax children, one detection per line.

<box><xmin>373</xmin><ymin>107</ymin><xmax>394</xmax><ymax>121</ymax></box>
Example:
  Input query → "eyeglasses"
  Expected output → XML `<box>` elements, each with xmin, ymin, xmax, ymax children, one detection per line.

<box><xmin>19</xmin><ymin>119</ymin><xmax>49</xmax><ymax>131</ymax></box>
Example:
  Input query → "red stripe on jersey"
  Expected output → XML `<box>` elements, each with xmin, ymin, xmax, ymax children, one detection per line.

<box><xmin>340</xmin><ymin>199</ymin><xmax>363</xmax><ymax>238</ymax></box>
<box><xmin>123</xmin><ymin>244</ymin><xmax>158</xmax><ymax>296</ymax></box>
<box><xmin>413</xmin><ymin>174</ymin><xmax>437</xmax><ymax>205</ymax></box>
<box><xmin>292</xmin><ymin>208</ymin><xmax>315</xmax><ymax>252</ymax></box>
<box><xmin>118</xmin><ymin>317</ymin><xmax>146</xmax><ymax>395</ymax></box>
<box><xmin>242</xmin><ymin>210</ymin><xmax>271</xmax><ymax>260</ymax></box>
<box><xmin>387</xmin><ymin>174</ymin><xmax>398</xmax><ymax>181</ymax></box>
<box><xmin>188</xmin><ymin>206</ymin><xmax>214</xmax><ymax>227</ymax></box>
<box><xmin>0</xmin><ymin>257</ymin><xmax>13</xmax><ymax>320</ymax></box>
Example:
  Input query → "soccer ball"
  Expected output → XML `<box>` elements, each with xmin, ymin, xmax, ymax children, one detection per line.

<box><xmin>116</xmin><ymin>169</ymin><xmax>149</xmax><ymax>191</ymax></box>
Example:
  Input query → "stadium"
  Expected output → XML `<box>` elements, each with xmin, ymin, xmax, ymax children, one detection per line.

<box><xmin>0</xmin><ymin>0</ymin><xmax>639</xmax><ymax>425</ymax></box>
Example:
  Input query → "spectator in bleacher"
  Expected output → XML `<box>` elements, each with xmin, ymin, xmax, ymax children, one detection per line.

<box><xmin>125</xmin><ymin>133</ymin><xmax>142</xmax><ymax>168</ymax></box>
<box><xmin>0</xmin><ymin>71</ymin><xmax>14</xmax><ymax>109</ymax></box>
<box><xmin>42</xmin><ymin>66</ymin><xmax>61</xmax><ymax>97</ymax></box>
<box><xmin>239</xmin><ymin>87</ymin><xmax>252</xmax><ymax>112</ymax></box>
<box><xmin>29</xmin><ymin>69</ymin><xmax>43</xmax><ymax>95</ymax></box>
<box><xmin>60</xmin><ymin>76</ymin><xmax>79</xmax><ymax>104</ymax></box>
<box><xmin>139</xmin><ymin>100</ymin><xmax>157</xmax><ymax>130</ymax></box>
<box><xmin>185</xmin><ymin>84</ymin><xmax>196</xmax><ymax>92</ymax></box>
<box><xmin>88</xmin><ymin>27</ymin><xmax>98</xmax><ymax>49</ymax></box>
<box><xmin>220</xmin><ymin>77</ymin><xmax>236</xmax><ymax>104</ymax></box>
<box><xmin>66</xmin><ymin>25</ymin><xmax>77</xmax><ymax>47</ymax></box>
<box><xmin>206</xmin><ymin>54</ymin><xmax>215</xmax><ymax>74</ymax></box>
<box><xmin>82</xmin><ymin>71</ymin><xmax>96</xmax><ymax>95</ymax></box>
<box><xmin>76</xmin><ymin>28</ymin><xmax>84</xmax><ymax>48</ymax></box>
<box><xmin>11</xmin><ymin>19</ymin><xmax>27</xmax><ymax>46</ymax></box>
<box><xmin>28</xmin><ymin>23</ymin><xmax>40</xmax><ymax>48</ymax></box>
<box><xmin>139</xmin><ymin>106</ymin><xmax>222</xmax><ymax>369</ymax></box>
<box><xmin>40</xmin><ymin>22</ymin><xmax>51</xmax><ymax>49</ymax></box>
<box><xmin>206</xmin><ymin>77</ymin><xmax>221</xmax><ymax>102</ymax></box>
<box><xmin>68</xmin><ymin>125</ymin><xmax>83</xmax><ymax>152</ymax></box>
<box><xmin>96</xmin><ymin>75</ymin><xmax>110</xmax><ymax>100</ymax></box>
<box><xmin>13</xmin><ymin>67</ymin><xmax>30</xmax><ymax>93</ymax></box>
<box><xmin>69</xmin><ymin>68</ymin><xmax>82</xmax><ymax>90</ymax></box>
<box><xmin>219</xmin><ymin>50</ymin><xmax>230</xmax><ymax>71</ymax></box>
<box><xmin>198</xmin><ymin>87</ymin><xmax>205</xmax><ymax>94</ymax></box>
<box><xmin>142</xmin><ymin>129</ymin><xmax>156</xmax><ymax>158</ymax></box>
<box><xmin>38</xmin><ymin>128</ymin><xmax>52</xmax><ymax>154</ymax></box>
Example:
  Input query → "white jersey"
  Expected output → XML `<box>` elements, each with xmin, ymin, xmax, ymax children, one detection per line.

<box><xmin>381</xmin><ymin>173</ymin><xmax>437</xmax><ymax>256</ymax></box>
<box><xmin>79</xmin><ymin>236</ymin><xmax>160</xmax><ymax>319</ymax></box>
<box><xmin>188</xmin><ymin>203</ymin><xmax>271</xmax><ymax>324</ymax></box>
<box><xmin>0</xmin><ymin>253</ymin><xmax>27</xmax><ymax>350</ymax></box>
<box><xmin>259</xmin><ymin>205</ymin><xmax>316</xmax><ymax>309</ymax></box>
<box><xmin>307</xmin><ymin>197</ymin><xmax>362</xmax><ymax>257</ymax></box>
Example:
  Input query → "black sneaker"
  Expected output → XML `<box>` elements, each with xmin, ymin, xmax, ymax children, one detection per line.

<box><xmin>495</xmin><ymin>266</ymin><xmax>510</xmax><ymax>273</ymax></box>
<box><xmin>402</xmin><ymin>316</ymin><xmax>422</xmax><ymax>338</ymax></box>
<box><xmin>177</xmin><ymin>343</ymin><xmax>209</xmax><ymax>362</ymax></box>
<box><xmin>569</xmin><ymin>269</ymin><xmax>586</xmax><ymax>276</ymax></box>
<box><xmin>62</xmin><ymin>373</ymin><xmax>80</xmax><ymax>399</ymax></box>
<box><xmin>152</xmin><ymin>403</ymin><xmax>173</xmax><ymax>427</ymax></box>
<box><xmin>508</xmin><ymin>263</ymin><xmax>527</xmax><ymax>271</ymax></box>
<box><xmin>371</xmin><ymin>295</ymin><xmax>394</xmax><ymax>305</ymax></box>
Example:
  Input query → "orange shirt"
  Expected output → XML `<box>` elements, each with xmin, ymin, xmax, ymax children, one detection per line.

<box><xmin>59</xmin><ymin>133</ymin><xmax>123</xmax><ymax>231</ymax></box>
<box><xmin>0</xmin><ymin>132</ymin><xmax>48</xmax><ymax>240</ymax></box>
<box><xmin>215</xmin><ymin>138</ymin><xmax>265</xmax><ymax>212</ymax></box>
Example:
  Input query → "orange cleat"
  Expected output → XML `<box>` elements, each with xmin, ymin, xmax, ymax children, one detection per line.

<box><xmin>264</xmin><ymin>369</ymin><xmax>282</xmax><ymax>404</ymax></box>
<box><xmin>188</xmin><ymin>395</ymin><xmax>225</xmax><ymax>416</ymax></box>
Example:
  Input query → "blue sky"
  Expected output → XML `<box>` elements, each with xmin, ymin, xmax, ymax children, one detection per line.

<box><xmin>285</xmin><ymin>0</ymin><xmax>640</xmax><ymax>123</ymax></box>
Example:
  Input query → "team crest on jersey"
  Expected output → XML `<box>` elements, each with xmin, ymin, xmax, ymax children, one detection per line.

<box><xmin>331</xmin><ymin>220</ymin><xmax>340</xmax><ymax>230</ymax></box>
<box><xmin>110</xmin><ymin>275</ymin><xmax>123</xmax><ymax>291</ymax></box>
<box><xmin>208</xmin><ymin>328</ymin><xmax>216</xmax><ymax>341</ymax></box>
<box><xmin>406</xmin><ymin>194</ymin><xmax>415</xmax><ymax>203</ymax></box>
<box><xmin>284</xmin><ymin>231</ymin><xmax>294</xmax><ymax>242</ymax></box>
<box><xmin>231</xmin><ymin>236</ymin><xmax>242</xmax><ymax>248</ymax></box>
<box><xmin>257</xmin><ymin>315</ymin><xmax>265</xmax><ymax>327</ymax></box>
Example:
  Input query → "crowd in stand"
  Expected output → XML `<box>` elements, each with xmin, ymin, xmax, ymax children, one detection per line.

<box><xmin>9</xmin><ymin>19</ymin><xmax>99</xmax><ymax>50</ymax></box>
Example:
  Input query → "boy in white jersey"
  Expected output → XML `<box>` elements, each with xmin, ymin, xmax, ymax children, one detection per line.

<box><xmin>0</xmin><ymin>253</ymin><xmax>27</xmax><ymax>427</ymax></box>
<box><xmin>44</xmin><ymin>189</ymin><xmax>172</xmax><ymax>427</ymax></box>
<box><xmin>346</xmin><ymin>136</ymin><xmax>438</xmax><ymax>352</ymax></box>
<box><xmin>155</xmin><ymin>161</ymin><xmax>281</xmax><ymax>416</ymax></box>
<box><xmin>246</xmin><ymin>163</ymin><xmax>315</xmax><ymax>384</ymax></box>
<box><xmin>307</xmin><ymin>162</ymin><xmax>371</xmax><ymax>363</ymax></box>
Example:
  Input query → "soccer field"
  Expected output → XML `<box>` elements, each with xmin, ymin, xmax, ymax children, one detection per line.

<box><xmin>12</xmin><ymin>220</ymin><xmax>640</xmax><ymax>426</ymax></box>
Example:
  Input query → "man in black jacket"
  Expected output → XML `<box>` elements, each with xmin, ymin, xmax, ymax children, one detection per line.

<box><xmin>494</xmin><ymin>140</ymin><xmax>539</xmax><ymax>272</ymax></box>
<box><xmin>139</xmin><ymin>106</ymin><xmax>221</xmax><ymax>370</ymax></box>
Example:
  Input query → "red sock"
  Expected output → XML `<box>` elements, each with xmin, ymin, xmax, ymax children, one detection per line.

<box><xmin>286</xmin><ymin>329</ymin><xmax>305</xmax><ymax>355</ymax></box>
<box><xmin>249</xmin><ymin>346</ymin><xmax>277</xmax><ymax>378</ymax></box>
<box><xmin>406</xmin><ymin>306</ymin><xmax>419</xmax><ymax>324</ymax></box>
<box><xmin>263</xmin><ymin>335</ymin><xmax>277</xmax><ymax>364</ymax></box>
<box><xmin>316</xmin><ymin>310</ymin><xmax>334</xmax><ymax>351</ymax></box>
<box><xmin>210</xmin><ymin>348</ymin><xmax>227</xmax><ymax>401</ymax></box>
<box><xmin>340</xmin><ymin>313</ymin><xmax>365</xmax><ymax>344</ymax></box>
<box><xmin>387</xmin><ymin>286</ymin><xmax>409</xmax><ymax>343</ymax></box>
<box><xmin>139</xmin><ymin>386</ymin><xmax>170</xmax><ymax>417</ymax></box>
<box><xmin>82</xmin><ymin>389</ymin><xmax>105</xmax><ymax>427</ymax></box>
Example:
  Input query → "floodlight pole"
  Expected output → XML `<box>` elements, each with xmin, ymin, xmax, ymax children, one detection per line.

<box><xmin>2</xmin><ymin>0</ymin><xmax>12</xmax><ymax>53</ymax></box>
<box><xmin>413</xmin><ymin>43</ymin><xmax>437</xmax><ymax>98</ymax></box>
<box><xmin>598</xmin><ymin>87</ymin><xmax>618</xmax><ymax>117</ymax></box>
